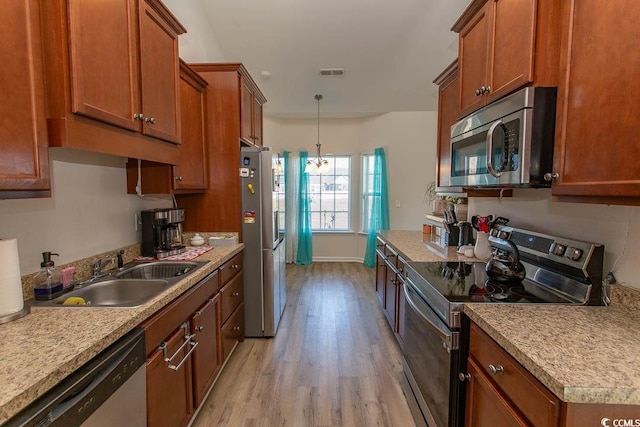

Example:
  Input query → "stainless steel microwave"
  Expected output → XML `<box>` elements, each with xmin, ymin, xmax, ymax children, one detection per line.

<box><xmin>449</xmin><ymin>87</ymin><xmax>557</xmax><ymax>188</ymax></box>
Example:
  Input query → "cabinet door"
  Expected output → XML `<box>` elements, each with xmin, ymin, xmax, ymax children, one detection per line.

<box><xmin>458</xmin><ymin>2</ymin><xmax>491</xmax><ymax>115</ymax></box>
<box><xmin>174</xmin><ymin>63</ymin><xmax>208</xmax><ymax>191</ymax></box>
<box><xmin>384</xmin><ymin>260</ymin><xmax>398</xmax><ymax>331</ymax></box>
<box><xmin>67</xmin><ymin>0</ymin><xmax>139</xmax><ymax>131</ymax></box>
<box><xmin>240</xmin><ymin>82</ymin><xmax>253</xmax><ymax>143</ymax></box>
<box><xmin>147</xmin><ymin>325</ymin><xmax>194</xmax><ymax>427</ymax></box>
<box><xmin>465</xmin><ymin>358</ymin><xmax>528</xmax><ymax>427</ymax></box>
<box><xmin>191</xmin><ymin>296</ymin><xmax>220</xmax><ymax>407</ymax></box>
<box><xmin>375</xmin><ymin>252</ymin><xmax>386</xmax><ymax>306</ymax></box>
<box><xmin>551</xmin><ymin>0</ymin><xmax>640</xmax><ymax>200</ymax></box>
<box><xmin>220</xmin><ymin>303</ymin><xmax>244</xmax><ymax>363</ymax></box>
<box><xmin>220</xmin><ymin>271</ymin><xmax>243</xmax><ymax>325</ymax></box>
<box><xmin>253</xmin><ymin>98</ymin><xmax>263</xmax><ymax>146</ymax></box>
<box><xmin>139</xmin><ymin>0</ymin><xmax>181</xmax><ymax>144</ymax></box>
<box><xmin>0</xmin><ymin>0</ymin><xmax>50</xmax><ymax>195</ymax></box>
<box><xmin>486</xmin><ymin>0</ymin><xmax>536</xmax><ymax>104</ymax></box>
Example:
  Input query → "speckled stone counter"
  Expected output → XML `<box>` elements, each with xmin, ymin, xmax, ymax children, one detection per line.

<box><xmin>0</xmin><ymin>244</ymin><xmax>243</xmax><ymax>424</ymax></box>
<box><xmin>464</xmin><ymin>303</ymin><xmax>640</xmax><ymax>405</ymax></box>
<box><xmin>378</xmin><ymin>230</ymin><xmax>477</xmax><ymax>262</ymax></box>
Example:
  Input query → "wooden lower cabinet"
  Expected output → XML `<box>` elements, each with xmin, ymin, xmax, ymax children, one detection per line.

<box><xmin>375</xmin><ymin>250</ymin><xmax>386</xmax><ymax>306</ymax></box>
<box><xmin>141</xmin><ymin>253</ymin><xmax>245</xmax><ymax>427</ymax></box>
<box><xmin>466</xmin><ymin>322</ymin><xmax>640</xmax><ymax>426</ymax></box>
<box><xmin>221</xmin><ymin>303</ymin><xmax>244</xmax><ymax>362</ymax></box>
<box><xmin>191</xmin><ymin>295</ymin><xmax>221</xmax><ymax>408</ymax></box>
<box><xmin>384</xmin><ymin>259</ymin><xmax>399</xmax><ymax>330</ymax></box>
<box><xmin>147</xmin><ymin>325</ymin><xmax>194</xmax><ymax>427</ymax></box>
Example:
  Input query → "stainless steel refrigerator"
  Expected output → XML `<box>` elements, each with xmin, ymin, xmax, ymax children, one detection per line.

<box><xmin>240</xmin><ymin>146</ymin><xmax>286</xmax><ymax>337</ymax></box>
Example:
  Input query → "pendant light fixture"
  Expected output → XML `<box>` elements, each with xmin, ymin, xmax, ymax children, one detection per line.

<box><xmin>305</xmin><ymin>94</ymin><xmax>330</xmax><ymax>173</ymax></box>
<box><xmin>275</xmin><ymin>153</ymin><xmax>284</xmax><ymax>174</ymax></box>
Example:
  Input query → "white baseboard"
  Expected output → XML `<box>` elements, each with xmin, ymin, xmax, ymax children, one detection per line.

<box><xmin>311</xmin><ymin>257</ymin><xmax>364</xmax><ymax>263</ymax></box>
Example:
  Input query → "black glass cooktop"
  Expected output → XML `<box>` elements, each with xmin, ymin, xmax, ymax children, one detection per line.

<box><xmin>406</xmin><ymin>261</ymin><xmax>572</xmax><ymax>304</ymax></box>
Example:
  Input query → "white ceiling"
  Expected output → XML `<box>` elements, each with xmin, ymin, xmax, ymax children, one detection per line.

<box><xmin>199</xmin><ymin>0</ymin><xmax>470</xmax><ymax>118</ymax></box>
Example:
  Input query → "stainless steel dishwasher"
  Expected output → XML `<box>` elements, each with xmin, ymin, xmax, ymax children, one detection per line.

<box><xmin>7</xmin><ymin>328</ymin><xmax>146</xmax><ymax>427</ymax></box>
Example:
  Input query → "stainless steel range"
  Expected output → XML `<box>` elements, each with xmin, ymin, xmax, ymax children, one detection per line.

<box><xmin>400</xmin><ymin>225</ymin><xmax>604</xmax><ymax>427</ymax></box>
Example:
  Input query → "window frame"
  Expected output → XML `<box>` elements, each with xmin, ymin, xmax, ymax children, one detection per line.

<box><xmin>306</xmin><ymin>154</ymin><xmax>353</xmax><ymax>233</ymax></box>
<box><xmin>361</xmin><ymin>152</ymin><xmax>375</xmax><ymax>233</ymax></box>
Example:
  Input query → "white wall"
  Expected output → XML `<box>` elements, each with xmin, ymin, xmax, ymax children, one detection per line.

<box><xmin>163</xmin><ymin>0</ymin><xmax>226</xmax><ymax>62</ymax></box>
<box><xmin>470</xmin><ymin>191</ymin><xmax>640</xmax><ymax>289</ymax></box>
<box><xmin>265</xmin><ymin>111</ymin><xmax>437</xmax><ymax>261</ymax></box>
<box><xmin>0</xmin><ymin>150</ymin><xmax>172</xmax><ymax>274</ymax></box>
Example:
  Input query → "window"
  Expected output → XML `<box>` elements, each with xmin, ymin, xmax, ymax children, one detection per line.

<box><xmin>307</xmin><ymin>155</ymin><xmax>351</xmax><ymax>231</ymax></box>
<box><xmin>361</xmin><ymin>153</ymin><xmax>375</xmax><ymax>232</ymax></box>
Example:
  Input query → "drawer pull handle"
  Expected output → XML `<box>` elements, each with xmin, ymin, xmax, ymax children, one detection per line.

<box><xmin>488</xmin><ymin>364</ymin><xmax>504</xmax><ymax>375</ymax></box>
<box><xmin>195</xmin><ymin>326</ymin><xmax>204</xmax><ymax>332</ymax></box>
<box><xmin>232</xmin><ymin>264</ymin><xmax>239</xmax><ymax>269</ymax></box>
<box><xmin>232</xmin><ymin>292</ymin><xmax>240</xmax><ymax>297</ymax></box>
<box><xmin>232</xmin><ymin>326</ymin><xmax>241</xmax><ymax>333</ymax></box>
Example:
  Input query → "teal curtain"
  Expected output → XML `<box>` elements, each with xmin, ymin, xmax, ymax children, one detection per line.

<box><xmin>296</xmin><ymin>151</ymin><xmax>313</xmax><ymax>264</ymax></box>
<box><xmin>364</xmin><ymin>147</ymin><xmax>390</xmax><ymax>267</ymax></box>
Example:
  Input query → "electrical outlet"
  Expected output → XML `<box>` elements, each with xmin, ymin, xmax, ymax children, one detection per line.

<box><xmin>395</xmin><ymin>200</ymin><xmax>401</xmax><ymax>208</ymax></box>
<box><xmin>134</xmin><ymin>214</ymin><xmax>140</xmax><ymax>232</ymax></box>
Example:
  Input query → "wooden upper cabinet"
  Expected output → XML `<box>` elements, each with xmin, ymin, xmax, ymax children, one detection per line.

<box><xmin>240</xmin><ymin>77</ymin><xmax>265</xmax><ymax>146</ymax></box>
<box><xmin>453</xmin><ymin>0</ymin><xmax>559</xmax><ymax>117</ymax></box>
<box><xmin>174</xmin><ymin>61</ymin><xmax>208</xmax><ymax>191</ymax></box>
<box><xmin>550</xmin><ymin>0</ymin><xmax>640</xmax><ymax>203</ymax></box>
<box><xmin>125</xmin><ymin>61</ymin><xmax>208</xmax><ymax>194</ymax></box>
<box><xmin>67</xmin><ymin>0</ymin><xmax>139</xmax><ymax>132</ymax></box>
<box><xmin>41</xmin><ymin>0</ymin><xmax>185</xmax><ymax>164</ymax></box>
<box><xmin>433</xmin><ymin>60</ymin><xmax>462</xmax><ymax>191</ymax></box>
<box><xmin>0</xmin><ymin>0</ymin><xmax>50</xmax><ymax>198</ymax></box>
<box><xmin>139</xmin><ymin>0</ymin><xmax>182</xmax><ymax>144</ymax></box>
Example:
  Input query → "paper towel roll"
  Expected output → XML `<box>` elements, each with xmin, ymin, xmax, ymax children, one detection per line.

<box><xmin>0</xmin><ymin>238</ymin><xmax>24</xmax><ymax>316</ymax></box>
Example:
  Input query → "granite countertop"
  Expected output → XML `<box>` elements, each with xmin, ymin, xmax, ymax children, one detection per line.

<box><xmin>378</xmin><ymin>230</ymin><xmax>640</xmax><ymax>406</ymax></box>
<box><xmin>0</xmin><ymin>244</ymin><xmax>243</xmax><ymax>424</ymax></box>
<box><xmin>378</xmin><ymin>230</ymin><xmax>478</xmax><ymax>262</ymax></box>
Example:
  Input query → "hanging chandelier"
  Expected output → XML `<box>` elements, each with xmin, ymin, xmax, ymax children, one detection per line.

<box><xmin>305</xmin><ymin>94</ymin><xmax>330</xmax><ymax>173</ymax></box>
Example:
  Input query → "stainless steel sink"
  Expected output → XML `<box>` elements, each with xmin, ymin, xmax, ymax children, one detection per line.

<box><xmin>115</xmin><ymin>261</ymin><xmax>206</xmax><ymax>280</ymax></box>
<box><xmin>34</xmin><ymin>261</ymin><xmax>208</xmax><ymax>308</ymax></box>
<box><xmin>47</xmin><ymin>279</ymin><xmax>171</xmax><ymax>307</ymax></box>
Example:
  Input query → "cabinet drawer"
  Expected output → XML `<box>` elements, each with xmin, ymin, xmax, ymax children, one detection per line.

<box><xmin>384</xmin><ymin>244</ymin><xmax>398</xmax><ymax>267</ymax></box>
<box><xmin>191</xmin><ymin>295</ymin><xmax>220</xmax><ymax>407</ymax></box>
<box><xmin>469</xmin><ymin>323</ymin><xmax>560</xmax><ymax>426</ymax></box>
<box><xmin>220</xmin><ymin>271</ymin><xmax>243</xmax><ymax>325</ymax></box>
<box><xmin>221</xmin><ymin>303</ymin><xmax>244</xmax><ymax>363</ymax></box>
<box><xmin>219</xmin><ymin>252</ymin><xmax>242</xmax><ymax>285</ymax></box>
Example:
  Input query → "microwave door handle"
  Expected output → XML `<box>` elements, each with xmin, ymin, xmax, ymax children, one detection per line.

<box><xmin>403</xmin><ymin>283</ymin><xmax>458</xmax><ymax>351</ymax></box>
<box><xmin>486</xmin><ymin>120</ymin><xmax>503</xmax><ymax>178</ymax></box>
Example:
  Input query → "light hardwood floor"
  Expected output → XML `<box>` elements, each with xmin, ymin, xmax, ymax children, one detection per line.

<box><xmin>192</xmin><ymin>262</ymin><xmax>416</xmax><ymax>427</ymax></box>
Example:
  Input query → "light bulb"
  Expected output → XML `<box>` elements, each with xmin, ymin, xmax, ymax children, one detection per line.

<box><xmin>304</xmin><ymin>160</ymin><xmax>315</xmax><ymax>173</ymax></box>
<box><xmin>318</xmin><ymin>160</ymin><xmax>330</xmax><ymax>173</ymax></box>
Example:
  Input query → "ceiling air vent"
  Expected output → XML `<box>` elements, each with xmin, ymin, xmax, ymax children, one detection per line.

<box><xmin>319</xmin><ymin>68</ymin><xmax>345</xmax><ymax>76</ymax></box>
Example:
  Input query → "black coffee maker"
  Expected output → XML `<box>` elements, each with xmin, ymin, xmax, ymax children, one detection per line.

<box><xmin>141</xmin><ymin>208</ymin><xmax>186</xmax><ymax>258</ymax></box>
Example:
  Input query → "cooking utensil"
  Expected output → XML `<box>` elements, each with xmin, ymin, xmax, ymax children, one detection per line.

<box><xmin>457</xmin><ymin>221</ymin><xmax>473</xmax><ymax>246</ymax></box>
<box><xmin>485</xmin><ymin>240</ymin><xmax>526</xmax><ymax>283</ymax></box>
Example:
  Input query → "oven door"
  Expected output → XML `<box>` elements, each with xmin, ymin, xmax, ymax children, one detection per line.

<box><xmin>402</xmin><ymin>282</ymin><xmax>463</xmax><ymax>427</ymax></box>
<box><xmin>450</xmin><ymin>108</ymin><xmax>530</xmax><ymax>187</ymax></box>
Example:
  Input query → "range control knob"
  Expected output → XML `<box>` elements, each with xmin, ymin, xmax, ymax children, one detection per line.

<box><xmin>498</xmin><ymin>230</ymin><xmax>510</xmax><ymax>240</ymax></box>
<box><xmin>490</xmin><ymin>229</ymin><xmax>499</xmax><ymax>237</ymax></box>
<box><xmin>565</xmin><ymin>247</ymin><xmax>583</xmax><ymax>261</ymax></box>
<box><xmin>550</xmin><ymin>242</ymin><xmax>566</xmax><ymax>256</ymax></box>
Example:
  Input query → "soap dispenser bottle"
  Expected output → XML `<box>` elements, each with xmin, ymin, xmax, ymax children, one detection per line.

<box><xmin>33</xmin><ymin>252</ymin><xmax>63</xmax><ymax>300</ymax></box>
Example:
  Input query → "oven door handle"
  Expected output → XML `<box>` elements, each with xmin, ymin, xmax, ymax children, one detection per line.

<box><xmin>403</xmin><ymin>283</ymin><xmax>459</xmax><ymax>351</ymax></box>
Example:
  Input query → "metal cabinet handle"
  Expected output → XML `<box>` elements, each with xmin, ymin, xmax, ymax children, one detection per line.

<box><xmin>175</xmin><ymin>176</ymin><xmax>183</xmax><ymax>182</ymax></box>
<box><xmin>195</xmin><ymin>326</ymin><xmax>204</xmax><ymax>332</ymax></box>
<box><xmin>232</xmin><ymin>264</ymin><xmax>239</xmax><ymax>269</ymax></box>
<box><xmin>133</xmin><ymin>113</ymin><xmax>145</xmax><ymax>121</ymax></box>
<box><xmin>144</xmin><ymin>117</ymin><xmax>156</xmax><ymax>124</ymax></box>
<box><xmin>232</xmin><ymin>292</ymin><xmax>240</xmax><ymax>297</ymax></box>
<box><xmin>544</xmin><ymin>172</ymin><xmax>559</xmax><ymax>182</ymax></box>
<box><xmin>458</xmin><ymin>372</ymin><xmax>472</xmax><ymax>382</ymax></box>
<box><xmin>488</xmin><ymin>364</ymin><xmax>504</xmax><ymax>375</ymax></box>
<box><xmin>475</xmin><ymin>88</ymin><xmax>481</xmax><ymax>96</ymax></box>
<box><xmin>160</xmin><ymin>332</ymin><xmax>197</xmax><ymax>371</ymax></box>
<box><xmin>485</xmin><ymin>85</ymin><xmax>491</xmax><ymax>93</ymax></box>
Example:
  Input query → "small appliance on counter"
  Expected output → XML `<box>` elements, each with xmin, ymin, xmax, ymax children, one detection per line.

<box><xmin>141</xmin><ymin>208</ymin><xmax>186</xmax><ymax>258</ymax></box>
